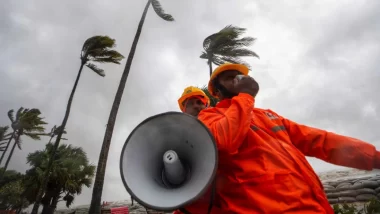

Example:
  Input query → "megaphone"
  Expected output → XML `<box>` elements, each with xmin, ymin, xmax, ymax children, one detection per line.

<box><xmin>120</xmin><ymin>111</ymin><xmax>218</xmax><ymax>211</ymax></box>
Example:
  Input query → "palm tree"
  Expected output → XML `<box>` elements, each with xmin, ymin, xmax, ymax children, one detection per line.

<box><xmin>200</xmin><ymin>25</ymin><xmax>259</xmax><ymax>76</ymax></box>
<box><xmin>31</xmin><ymin>36</ymin><xmax>124</xmax><ymax>214</ymax></box>
<box><xmin>24</xmin><ymin>143</ymin><xmax>95</xmax><ymax>214</ymax></box>
<box><xmin>89</xmin><ymin>1</ymin><xmax>174</xmax><ymax>213</ymax></box>
<box><xmin>0</xmin><ymin>108</ymin><xmax>47</xmax><ymax>175</ymax></box>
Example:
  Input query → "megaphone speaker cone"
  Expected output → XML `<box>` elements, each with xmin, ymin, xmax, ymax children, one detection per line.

<box><xmin>120</xmin><ymin>111</ymin><xmax>218</xmax><ymax>211</ymax></box>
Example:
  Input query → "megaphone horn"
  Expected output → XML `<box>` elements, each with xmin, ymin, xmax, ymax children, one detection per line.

<box><xmin>120</xmin><ymin>111</ymin><xmax>218</xmax><ymax>211</ymax></box>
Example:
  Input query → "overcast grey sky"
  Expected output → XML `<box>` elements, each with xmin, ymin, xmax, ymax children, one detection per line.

<box><xmin>1</xmin><ymin>0</ymin><xmax>380</xmax><ymax>209</ymax></box>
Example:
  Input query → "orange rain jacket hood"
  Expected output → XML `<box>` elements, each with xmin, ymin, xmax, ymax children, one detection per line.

<box><xmin>175</xmin><ymin>93</ymin><xmax>380</xmax><ymax>214</ymax></box>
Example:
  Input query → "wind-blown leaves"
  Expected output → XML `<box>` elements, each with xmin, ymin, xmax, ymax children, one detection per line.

<box><xmin>80</xmin><ymin>35</ymin><xmax>124</xmax><ymax>77</ymax></box>
<box><xmin>200</xmin><ymin>25</ymin><xmax>259</xmax><ymax>74</ymax></box>
<box><xmin>86</xmin><ymin>63</ymin><xmax>105</xmax><ymax>77</ymax></box>
<box><xmin>151</xmin><ymin>0</ymin><xmax>174</xmax><ymax>21</ymax></box>
<box><xmin>7</xmin><ymin>110</ymin><xmax>14</xmax><ymax>124</ymax></box>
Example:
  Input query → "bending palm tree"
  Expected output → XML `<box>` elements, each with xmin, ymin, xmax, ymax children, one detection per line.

<box><xmin>89</xmin><ymin>1</ymin><xmax>174</xmax><ymax>213</ymax></box>
<box><xmin>31</xmin><ymin>36</ymin><xmax>124</xmax><ymax>214</ymax></box>
<box><xmin>200</xmin><ymin>25</ymin><xmax>259</xmax><ymax>76</ymax></box>
<box><xmin>0</xmin><ymin>108</ymin><xmax>47</xmax><ymax>175</ymax></box>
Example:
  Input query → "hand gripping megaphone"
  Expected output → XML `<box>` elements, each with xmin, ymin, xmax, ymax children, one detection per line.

<box><xmin>120</xmin><ymin>112</ymin><xmax>218</xmax><ymax>212</ymax></box>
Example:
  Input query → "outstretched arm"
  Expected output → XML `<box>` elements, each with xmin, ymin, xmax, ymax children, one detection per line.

<box><xmin>198</xmin><ymin>93</ymin><xmax>254</xmax><ymax>154</ymax></box>
<box><xmin>268</xmin><ymin>110</ymin><xmax>380</xmax><ymax>170</ymax></box>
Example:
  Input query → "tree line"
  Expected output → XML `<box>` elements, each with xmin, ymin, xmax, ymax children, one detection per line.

<box><xmin>1</xmin><ymin>0</ymin><xmax>259</xmax><ymax>214</ymax></box>
<box><xmin>0</xmin><ymin>109</ymin><xmax>94</xmax><ymax>214</ymax></box>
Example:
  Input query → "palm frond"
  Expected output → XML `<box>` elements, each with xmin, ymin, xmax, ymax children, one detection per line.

<box><xmin>7</xmin><ymin>110</ymin><xmax>15</xmax><ymax>123</ymax></box>
<box><xmin>15</xmin><ymin>107</ymin><xmax>24</xmax><ymax>122</ymax></box>
<box><xmin>15</xmin><ymin>137</ymin><xmax>22</xmax><ymax>150</ymax></box>
<box><xmin>88</xmin><ymin>50</ymin><xmax>124</xmax><ymax>64</ymax></box>
<box><xmin>91</xmin><ymin>56</ymin><xmax>124</xmax><ymax>64</ymax></box>
<box><xmin>86</xmin><ymin>63</ymin><xmax>105</xmax><ymax>77</ymax></box>
<box><xmin>151</xmin><ymin>0</ymin><xmax>175</xmax><ymax>21</ymax></box>
<box><xmin>199</xmin><ymin>52</ymin><xmax>208</xmax><ymax>60</ymax></box>
<box><xmin>0</xmin><ymin>126</ymin><xmax>10</xmax><ymax>141</ymax></box>
<box><xmin>81</xmin><ymin>36</ymin><xmax>116</xmax><ymax>59</ymax></box>
<box><xmin>200</xmin><ymin>25</ymin><xmax>259</xmax><ymax>71</ymax></box>
<box><xmin>23</xmin><ymin>133</ymin><xmax>42</xmax><ymax>141</ymax></box>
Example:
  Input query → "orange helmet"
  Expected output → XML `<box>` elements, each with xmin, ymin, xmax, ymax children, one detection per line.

<box><xmin>178</xmin><ymin>86</ymin><xmax>210</xmax><ymax>112</ymax></box>
<box><xmin>208</xmin><ymin>63</ymin><xmax>249</xmax><ymax>97</ymax></box>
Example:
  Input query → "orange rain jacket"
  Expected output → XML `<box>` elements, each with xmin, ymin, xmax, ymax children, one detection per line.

<box><xmin>175</xmin><ymin>93</ymin><xmax>380</xmax><ymax>214</ymax></box>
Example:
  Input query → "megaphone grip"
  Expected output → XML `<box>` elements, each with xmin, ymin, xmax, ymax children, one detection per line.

<box><xmin>163</xmin><ymin>150</ymin><xmax>186</xmax><ymax>185</ymax></box>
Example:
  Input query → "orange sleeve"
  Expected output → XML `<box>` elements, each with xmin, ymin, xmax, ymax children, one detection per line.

<box><xmin>267</xmin><ymin>109</ymin><xmax>378</xmax><ymax>170</ymax></box>
<box><xmin>198</xmin><ymin>93</ymin><xmax>254</xmax><ymax>154</ymax></box>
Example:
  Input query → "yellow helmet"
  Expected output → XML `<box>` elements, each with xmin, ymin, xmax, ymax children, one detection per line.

<box><xmin>208</xmin><ymin>63</ymin><xmax>249</xmax><ymax>97</ymax></box>
<box><xmin>178</xmin><ymin>86</ymin><xmax>210</xmax><ymax>112</ymax></box>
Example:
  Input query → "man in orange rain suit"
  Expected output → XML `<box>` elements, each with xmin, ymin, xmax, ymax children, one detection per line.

<box><xmin>176</xmin><ymin>63</ymin><xmax>380</xmax><ymax>214</ymax></box>
<box><xmin>177</xmin><ymin>86</ymin><xmax>210</xmax><ymax>117</ymax></box>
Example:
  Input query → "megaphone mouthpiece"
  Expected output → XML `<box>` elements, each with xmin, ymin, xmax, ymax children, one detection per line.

<box><xmin>163</xmin><ymin>150</ymin><xmax>186</xmax><ymax>186</ymax></box>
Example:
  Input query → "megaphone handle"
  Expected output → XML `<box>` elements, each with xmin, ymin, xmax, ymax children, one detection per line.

<box><xmin>178</xmin><ymin>179</ymin><xmax>217</xmax><ymax>214</ymax></box>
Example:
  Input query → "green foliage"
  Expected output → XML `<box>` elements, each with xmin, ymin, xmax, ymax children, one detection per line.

<box><xmin>200</xmin><ymin>85</ymin><xmax>219</xmax><ymax>107</ymax></box>
<box><xmin>81</xmin><ymin>35</ymin><xmax>125</xmax><ymax>77</ymax></box>
<box><xmin>333</xmin><ymin>198</ymin><xmax>380</xmax><ymax>214</ymax></box>
<box><xmin>200</xmin><ymin>25</ymin><xmax>259</xmax><ymax>71</ymax></box>
<box><xmin>363</xmin><ymin>198</ymin><xmax>380</xmax><ymax>214</ymax></box>
<box><xmin>333</xmin><ymin>203</ymin><xmax>359</xmax><ymax>214</ymax></box>
<box><xmin>0</xmin><ymin>168</ymin><xmax>29</xmax><ymax>211</ymax></box>
<box><xmin>24</xmin><ymin>143</ymin><xmax>96</xmax><ymax>209</ymax></box>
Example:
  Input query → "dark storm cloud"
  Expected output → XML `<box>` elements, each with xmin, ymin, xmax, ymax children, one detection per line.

<box><xmin>1</xmin><ymin>0</ymin><xmax>380</xmax><ymax>209</ymax></box>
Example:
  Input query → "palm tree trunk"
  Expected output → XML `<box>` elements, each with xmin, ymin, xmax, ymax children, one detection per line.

<box><xmin>208</xmin><ymin>60</ymin><xmax>213</xmax><ymax>77</ymax></box>
<box><xmin>88</xmin><ymin>1</ymin><xmax>152</xmax><ymax>214</ymax></box>
<box><xmin>48</xmin><ymin>135</ymin><xmax>54</xmax><ymax>144</ymax></box>
<box><xmin>31</xmin><ymin>62</ymin><xmax>86</xmax><ymax>214</ymax></box>
<box><xmin>2</xmin><ymin>133</ymin><xmax>20</xmax><ymax>173</ymax></box>
<box><xmin>0</xmin><ymin>130</ymin><xmax>15</xmax><ymax>165</ymax></box>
